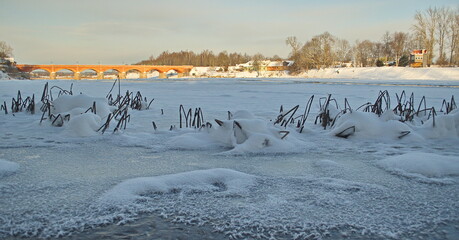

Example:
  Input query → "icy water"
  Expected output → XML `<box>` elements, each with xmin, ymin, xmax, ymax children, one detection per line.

<box><xmin>1</xmin><ymin>78</ymin><xmax>458</xmax><ymax>239</ymax></box>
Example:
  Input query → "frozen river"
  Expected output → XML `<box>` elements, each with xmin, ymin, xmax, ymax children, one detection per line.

<box><xmin>0</xmin><ymin>78</ymin><xmax>458</xmax><ymax>239</ymax></box>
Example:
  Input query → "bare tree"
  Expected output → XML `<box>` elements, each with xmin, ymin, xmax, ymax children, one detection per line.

<box><xmin>301</xmin><ymin>32</ymin><xmax>337</xmax><ymax>69</ymax></box>
<box><xmin>413</xmin><ymin>7</ymin><xmax>438</xmax><ymax>66</ymax></box>
<box><xmin>286</xmin><ymin>36</ymin><xmax>307</xmax><ymax>72</ymax></box>
<box><xmin>436</xmin><ymin>7</ymin><xmax>451</xmax><ymax>65</ymax></box>
<box><xmin>335</xmin><ymin>39</ymin><xmax>352</xmax><ymax>64</ymax></box>
<box><xmin>252</xmin><ymin>53</ymin><xmax>265</xmax><ymax>76</ymax></box>
<box><xmin>285</xmin><ymin>36</ymin><xmax>302</xmax><ymax>57</ymax></box>
<box><xmin>381</xmin><ymin>31</ymin><xmax>393</xmax><ymax>63</ymax></box>
<box><xmin>0</xmin><ymin>41</ymin><xmax>13</xmax><ymax>59</ymax></box>
<box><xmin>354</xmin><ymin>40</ymin><xmax>375</xmax><ymax>67</ymax></box>
<box><xmin>391</xmin><ymin>32</ymin><xmax>409</xmax><ymax>66</ymax></box>
<box><xmin>448</xmin><ymin>8</ymin><xmax>459</xmax><ymax>65</ymax></box>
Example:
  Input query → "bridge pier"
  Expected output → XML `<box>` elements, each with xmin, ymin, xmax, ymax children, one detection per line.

<box><xmin>140</xmin><ymin>72</ymin><xmax>147</xmax><ymax>79</ymax></box>
<box><xmin>74</xmin><ymin>72</ymin><xmax>81</xmax><ymax>80</ymax></box>
<box><xmin>158</xmin><ymin>72</ymin><xmax>167</xmax><ymax>79</ymax></box>
<box><xmin>50</xmin><ymin>72</ymin><xmax>56</xmax><ymax>80</ymax></box>
<box><xmin>97</xmin><ymin>72</ymin><xmax>104</xmax><ymax>80</ymax></box>
<box><xmin>119</xmin><ymin>72</ymin><xmax>126</xmax><ymax>79</ymax></box>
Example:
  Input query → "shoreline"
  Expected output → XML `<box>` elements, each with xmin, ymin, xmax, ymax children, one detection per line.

<box><xmin>3</xmin><ymin>66</ymin><xmax>458</xmax><ymax>81</ymax></box>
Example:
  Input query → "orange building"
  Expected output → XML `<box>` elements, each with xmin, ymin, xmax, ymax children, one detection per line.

<box><xmin>409</xmin><ymin>49</ymin><xmax>428</xmax><ymax>68</ymax></box>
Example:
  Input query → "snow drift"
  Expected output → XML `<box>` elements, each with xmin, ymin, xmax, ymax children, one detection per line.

<box><xmin>167</xmin><ymin>110</ymin><xmax>302</xmax><ymax>154</ymax></box>
<box><xmin>378</xmin><ymin>152</ymin><xmax>459</xmax><ymax>182</ymax></box>
<box><xmin>0</xmin><ymin>159</ymin><xmax>19</xmax><ymax>177</ymax></box>
<box><xmin>49</xmin><ymin>94</ymin><xmax>114</xmax><ymax>136</ymax></box>
<box><xmin>330</xmin><ymin>111</ymin><xmax>419</xmax><ymax>140</ymax></box>
<box><xmin>51</xmin><ymin>94</ymin><xmax>112</xmax><ymax>119</ymax></box>
<box><xmin>0</xmin><ymin>71</ymin><xmax>14</xmax><ymax>80</ymax></box>
<box><xmin>100</xmin><ymin>168</ymin><xmax>256</xmax><ymax>206</ymax></box>
<box><xmin>301</xmin><ymin>67</ymin><xmax>459</xmax><ymax>80</ymax></box>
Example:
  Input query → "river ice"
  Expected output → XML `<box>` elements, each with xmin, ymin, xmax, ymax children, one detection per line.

<box><xmin>0</xmin><ymin>78</ymin><xmax>458</xmax><ymax>239</ymax></box>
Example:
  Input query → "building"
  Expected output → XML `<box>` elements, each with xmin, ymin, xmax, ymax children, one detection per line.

<box><xmin>409</xmin><ymin>49</ymin><xmax>428</xmax><ymax>68</ymax></box>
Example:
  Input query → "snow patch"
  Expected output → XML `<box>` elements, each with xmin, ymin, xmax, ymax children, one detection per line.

<box><xmin>167</xmin><ymin>110</ymin><xmax>303</xmax><ymax>154</ymax></box>
<box><xmin>0</xmin><ymin>159</ymin><xmax>19</xmax><ymax>177</ymax></box>
<box><xmin>378</xmin><ymin>152</ymin><xmax>459</xmax><ymax>182</ymax></box>
<box><xmin>414</xmin><ymin>110</ymin><xmax>459</xmax><ymax>138</ymax></box>
<box><xmin>50</xmin><ymin>94</ymin><xmax>114</xmax><ymax>136</ymax></box>
<box><xmin>65</xmin><ymin>113</ymin><xmax>102</xmax><ymax>137</ymax></box>
<box><xmin>100</xmin><ymin>168</ymin><xmax>256</xmax><ymax>206</ymax></box>
<box><xmin>331</xmin><ymin>111</ymin><xmax>422</xmax><ymax>140</ymax></box>
<box><xmin>52</xmin><ymin>94</ymin><xmax>112</xmax><ymax>119</ymax></box>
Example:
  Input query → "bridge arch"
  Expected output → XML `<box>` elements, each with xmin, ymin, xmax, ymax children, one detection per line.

<box><xmin>55</xmin><ymin>68</ymin><xmax>75</xmax><ymax>79</ymax></box>
<box><xmin>126</xmin><ymin>69</ymin><xmax>141</xmax><ymax>79</ymax></box>
<box><xmin>30</xmin><ymin>69</ymin><xmax>50</xmax><ymax>79</ymax></box>
<box><xmin>80</xmin><ymin>69</ymin><xmax>98</xmax><ymax>79</ymax></box>
<box><xmin>16</xmin><ymin>64</ymin><xmax>193</xmax><ymax>79</ymax></box>
<box><xmin>103</xmin><ymin>69</ymin><xmax>120</xmax><ymax>79</ymax></box>
<box><xmin>146</xmin><ymin>69</ymin><xmax>160</xmax><ymax>78</ymax></box>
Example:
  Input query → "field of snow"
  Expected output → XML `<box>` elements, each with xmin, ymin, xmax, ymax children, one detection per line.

<box><xmin>299</xmin><ymin>67</ymin><xmax>459</xmax><ymax>80</ymax></box>
<box><xmin>185</xmin><ymin>66</ymin><xmax>459</xmax><ymax>80</ymax></box>
<box><xmin>0</xmin><ymin>76</ymin><xmax>458</xmax><ymax>239</ymax></box>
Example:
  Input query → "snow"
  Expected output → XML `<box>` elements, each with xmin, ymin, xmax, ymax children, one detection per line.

<box><xmin>184</xmin><ymin>66</ymin><xmax>459</xmax><ymax>80</ymax></box>
<box><xmin>0</xmin><ymin>70</ymin><xmax>15</xmax><ymax>80</ymax></box>
<box><xmin>414</xmin><ymin>110</ymin><xmax>459</xmax><ymax>138</ymax></box>
<box><xmin>0</xmin><ymin>159</ymin><xmax>19</xmax><ymax>177</ymax></box>
<box><xmin>0</xmin><ymin>76</ymin><xmax>458</xmax><ymax>239</ymax></box>
<box><xmin>330</xmin><ymin>111</ymin><xmax>423</xmax><ymax>140</ymax></box>
<box><xmin>299</xmin><ymin>67</ymin><xmax>459</xmax><ymax>81</ymax></box>
<box><xmin>51</xmin><ymin>94</ymin><xmax>113</xmax><ymax>119</ymax></box>
<box><xmin>65</xmin><ymin>112</ymin><xmax>102</xmax><ymax>137</ymax></box>
<box><xmin>100</xmin><ymin>168</ymin><xmax>256</xmax><ymax>206</ymax></box>
<box><xmin>166</xmin><ymin>110</ymin><xmax>305</xmax><ymax>154</ymax></box>
<box><xmin>378</xmin><ymin>152</ymin><xmax>459</xmax><ymax>181</ymax></box>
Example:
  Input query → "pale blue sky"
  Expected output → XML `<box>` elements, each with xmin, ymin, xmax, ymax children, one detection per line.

<box><xmin>1</xmin><ymin>0</ymin><xmax>457</xmax><ymax>64</ymax></box>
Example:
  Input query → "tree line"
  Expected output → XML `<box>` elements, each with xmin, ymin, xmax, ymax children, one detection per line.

<box><xmin>286</xmin><ymin>6</ymin><xmax>459</xmax><ymax>72</ymax></box>
<box><xmin>136</xmin><ymin>50</ymin><xmax>282</xmax><ymax>68</ymax></box>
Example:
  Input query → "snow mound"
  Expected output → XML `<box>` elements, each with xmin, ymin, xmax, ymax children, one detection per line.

<box><xmin>100</xmin><ymin>168</ymin><xmax>256</xmax><ymax>206</ymax></box>
<box><xmin>52</xmin><ymin>94</ymin><xmax>112</xmax><ymax>119</ymax></box>
<box><xmin>415</xmin><ymin>110</ymin><xmax>459</xmax><ymax>138</ymax></box>
<box><xmin>0</xmin><ymin>71</ymin><xmax>14</xmax><ymax>80</ymax></box>
<box><xmin>331</xmin><ymin>111</ymin><xmax>421</xmax><ymax>140</ymax></box>
<box><xmin>167</xmin><ymin>110</ymin><xmax>302</xmax><ymax>154</ymax></box>
<box><xmin>50</xmin><ymin>94</ymin><xmax>114</xmax><ymax>136</ymax></box>
<box><xmin>378</xmin><ymin>152</ymin><xmax>459</xmax><ymax>181</ymax></box>
<box><xmin>65</xmin><ymin>113</ymin><xmax>102</xmax><ymax>137</ymax></box>
<box><xmin>0</xmin><ymin>159</ymin><xmax>19</xmax><ymax>177</ymax></box>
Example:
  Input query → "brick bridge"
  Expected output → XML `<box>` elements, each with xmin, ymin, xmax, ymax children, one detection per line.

<box><xmin>16</xmin><ymin>64</ymin><xmax>194</xmax><ymax>79</ymax></box>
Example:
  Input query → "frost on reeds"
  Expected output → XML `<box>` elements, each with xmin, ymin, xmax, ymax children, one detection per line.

<box><xmin>2</xmin><ymin>79</ymin><xmax>155</xmax><ymax>136</ymax></box>
<box><xmin>276</xmin><ymin>90</ymin><xmax>457</xmax><ymax>140</ymax></box>
<box><xmin>1</xmin><ymin>81</ymin><xmax>457</xmax><ymax>140</ymax></box>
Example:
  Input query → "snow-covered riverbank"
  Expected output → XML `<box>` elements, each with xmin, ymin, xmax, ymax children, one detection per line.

<box><xmin>0</xmin><ymin>77</ymin><xmax>458</xmax><ymax>239</ymax></box>
<box><xmin>2</xmin><ymin>66</ymin><xmax>458</xmax><ymax>81</ymax></box>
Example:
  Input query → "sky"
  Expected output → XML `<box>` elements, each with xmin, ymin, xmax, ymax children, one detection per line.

<box><xmin>1</xmin><ymin>0</ymin><xmax>458</xmax><ymax>65</ymax></box>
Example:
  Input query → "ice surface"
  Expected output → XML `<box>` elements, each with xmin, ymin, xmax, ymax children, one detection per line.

<box><xmin>378</xmin><ymin>152</ymin><xmax>459</xmax><ymax>183</ymax></box>
<box><xmin>100</xmin><ymin>168</ymin><xmax>256</xmax><ymax>205</ymax></box>
<box><xmin>0</xmin><ymin>159</ymin><xmax>19</xmax><ymax>177</ymax></box>
<box><xmin>0</xmin><ymin>78</ymin><xmax>458</xmax><ymax>239</ymax></box>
